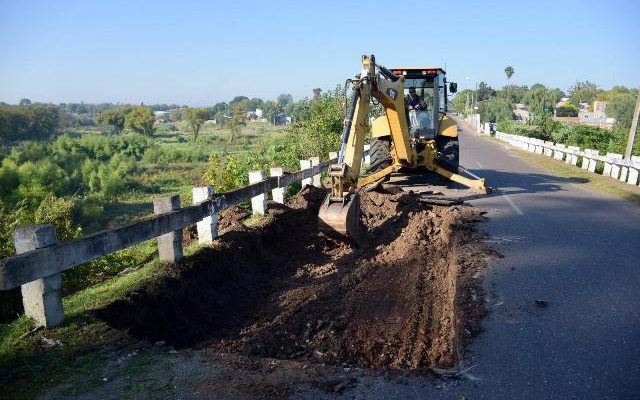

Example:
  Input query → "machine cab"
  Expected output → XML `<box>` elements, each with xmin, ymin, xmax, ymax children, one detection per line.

<box><xmin>391</xmin><ymin>67</ymin><xmax>451</xmax><ymax>140</ymax></box>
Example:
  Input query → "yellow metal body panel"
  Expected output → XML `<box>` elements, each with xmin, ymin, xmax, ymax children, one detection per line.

<box><xmin>439</xmin><ymin>115</ymin><xmax>458</xmax><ymax>138</ymax></box>
<box><xmin>372</xmin><ymin>76</ymin><xmax>413</xmax><ymax>165</ymax></box>
<box><xmin>371</xmin><ymin>115</ymin><xmax>391</xmax><ymax>138</ymax></box>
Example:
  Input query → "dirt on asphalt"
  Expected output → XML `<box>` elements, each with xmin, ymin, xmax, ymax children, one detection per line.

<box><xmin>98</xmin><ymin>185</ymin><xmax>494</xmax><ymax>374</ymax></box>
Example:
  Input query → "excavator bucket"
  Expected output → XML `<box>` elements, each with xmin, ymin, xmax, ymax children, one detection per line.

<box><xmin>318</xmin><ymin>192</ymin><xmax>363</xmax><ymax>243</ymax></box>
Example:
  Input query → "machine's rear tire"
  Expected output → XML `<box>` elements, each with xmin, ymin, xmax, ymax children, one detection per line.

<box><xmin>437</xmin><ymin>136</ymin><xmax>459</xmax><ymax>172</ymax></box>
<box><xmin>367</xmin><ymin>137</ymin><xmax>392</xmax><ymax>173</ymax></box>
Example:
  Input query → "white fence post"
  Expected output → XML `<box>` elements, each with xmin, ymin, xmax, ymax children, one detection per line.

<box><xmin>627</xmin><ymin>156</ymin><xmax>640</xmax><ymax>185</ymax></box>
<box><xmin>192</xmin><ymin>186</ymin><xmax>217</xmax><ymax>244</ymax></box>
<box><xmin>603</xmin><ymin>153</ymin><xmax>614</xmax><ymax>177</ymax></box>
<box><xmin>153</xmin><ymin>195</ymin><xmax>183</xmax><ymax>263</ymax></box>
<box><xmin>310</xmin><ymin>156</ymin><xmax>321</xmax><ymax>187</ymax></box>
<box><xmin>14</xmin><ymin>225</ymin><xmax>64</xmax><ymax>328</ymax></box>
<box><xmin>581</xmin><ymin>149</ymin><xmax>591</xmax><ymax>169</ymax></box>
<box><xmin>249</xmin><ymin>170</ymin><xmax>267</xmax><ymax>215</ymax></box>
<box><xmin>567</xmin><ymin>146</ymin><xmax>579</xmax><ymax>166</ymax></box>
<box><xmin>554</xmin><ymin>144</ymin><xmax>566</xmax><ymax>161</ymax></box>
<box><xmin>608</xmin><ymin>153</ymin><xmax>623</xmax><ymax>179</ymax></box>
<box><xmin>270</xmin><ymin>167</ymin><xmax>285</xmax><ymax>204</ymax></box>
<box><xmin>364</xmin><ymin>144</ymin><xmax>371</xmax><ymax>165</ymax></box>
<box><xmin>300</xmin><ymin>159</ymin><xmax>312</xmax><ymax>187</ymax></box>
<box><xmin>588</xmin><ymin>150</ymin><xmax>599</xmax><ymax>172</ymax></box>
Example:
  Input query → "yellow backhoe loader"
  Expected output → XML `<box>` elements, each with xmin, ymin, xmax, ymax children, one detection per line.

<box><xmin>319</xmin><ymin>54</ymin><xmax>490</xmax><ymax>240</ymax></box>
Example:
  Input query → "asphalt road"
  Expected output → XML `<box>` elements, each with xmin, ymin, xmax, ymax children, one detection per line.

<box><xmin>375</xmin><ymin>124</ymin><xmax>640</xmax><ymax>400</ymax></box>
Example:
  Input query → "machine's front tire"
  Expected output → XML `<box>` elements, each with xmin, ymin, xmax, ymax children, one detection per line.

<box><xmin>437</xmin><ymin>136</ymin><xmax>459</xmax><ymax>172</ymax></box>
<box><xmin>367</xmin><ymin>137</ymin><xmax>392</xmax><ymax>173</ymax></box>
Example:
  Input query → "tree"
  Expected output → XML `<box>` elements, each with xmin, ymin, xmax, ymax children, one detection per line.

<box><xmin>97</xmin><ymin>107</ymin><xmax>132</xmax><ymax>133</ymax></box>
<box><xmin>555</xmin><ymin>102</ymin><xmax>579</xmax><ymax>117</ymax></box>
<box><xmin>476</xmin><ymin>82</ymin><xmax>495</xmax><ymax>101</ymax></box>
<box><xmin>261</xmin><ymin>100</ymin><xmax>279</xmax><ymax>125</ymax></box>
<box><xmin>596</xmin><ymin>86</ymin><xmax>638</xmax><ymax>129</ymax></box>
<box><xmin>183</xmin><ymin>108</ymin><xmax>208</xmax><ymax>141</ymax></box>
<box><xmin>229</xmin><ymin>96</ymin><xmax>249</xmax><ymax>105</ymax></box>
<box><xmin>124</xmin><ymin>106</ymin><xmax>155</xmax><ymax>136</ymax></box>
<box><xmin>452</xmin><ymin>89</ymin><xmax>474</xmax><ymax>114</ymax></box>
<box><xmin>277</xmin><ymin>94</ymin><xmax>293</xmax><ymax>107</ymax></box>
<box><xmin>479</xmin><ymin>97</ymin><xmax>514</xmax><ymax>123</ymax></box>
<box><xmin>504</xmin><ymin>66</ymin><xmax>515</xmax><ymax>99</ymax></box>
<box><xmin>523</xmin><ymin>85</ymin><xmax>563</xmax><ymax>116</ymax></box>
<box><xmin>504</xmin><ymin>66</ymin><xmax>514</xmax><ymax>84</ymax></box>
<box><xmin>569</xmin><ymin>81</ymin><xmax>601</xmax><ymax>107</ymax></box>
<box><xmin>312</xmin><ymin>88</ymin><xmax>322</xmax><ymax>102</ymax></box>
<box><xmin>170</xmin><ymin>108</ymin><xmax>183</xmax><ymax>122</ymax></box>
<box><xmin>228</xmin><ymin>100</ymin><xmax>249</xmax><ymax>142</ymax></box>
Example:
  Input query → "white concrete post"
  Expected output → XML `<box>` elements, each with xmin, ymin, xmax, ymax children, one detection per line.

<box><xmin>153</xmin><ymin>195</ymin><xmax>183</xmax><ymax>263</ymax></box>
<box><xmin>619</xmin><ymin>166</ymin><xmax>629</xmax><ymax>182</ymax></box>
<box><xmin>249</xmin><ymin>170</ymin><xmax>267</xmax><ymax>215</ymax></box>
<box><xmin>300</xmin><ymin>159</ymin><xmax>312</xmax><ymax>187</ymax></box>
<box><xmin>609</xmin><ymin>153</ymin><xmax>623</xmax><ymax>179</ymax></box>
<box><xmin>628</xmin><ymin>156</ymin><xmax>640</xmax><ymax>185</ymax></box>
<box><xmin>310</xmin><ymin>156</ymin><xmax>321</xmax><ymax>187</ymax></box>
<box><xmin>329</xmin><ymin>151</ymin><xmax>338</xmax><ymax>160</ymax></box>
<box><xmin>588</xmin><ymin>150</ymin><xmax>599</xmax><ymax>172</ymax></box>
<box><xmin>364</xmin><ymin>144</ymin><xmax>371</xmax><ymax>164</ymax></box>
<box><xmin>14</xmin><ymin>225</ymin><xmax>64</xmax><ymax>328</ymax></box>
<box><xmin>554</xmin><ymin>144</ymin><xmax>565</xmax><ymax>161</ymax></box>
<box><xmin>192</xmin><ymin>186</ymin><xmax>217</xmax><ymax>244</ymax></box>
<box><xmin>544</xmin><ymin>141</ymin><xmax>554</xmax><ymax>157</ymax></box>
<box><xmin>581</xmin><ymin>149</ymin><xmax>591</xmax><ymax>170</ymax></box>
<box><xmin>603</xmin><ymin>153</ymin><xmax>614</xmax><ymax>177</ymax></box>
<box><xmin>535</xmin><ymin>140</ymin><xmax>543</xmax><ymax>155</ymax></box>
<box><xmin>567</xmin><ymin>146</ymin><xmax>579</xmax><ymax>166</ymax></box>
<box><xmin>270</xmin><ymin>167</ymin><xmax>285</xmax><ymax>204</ymax></box>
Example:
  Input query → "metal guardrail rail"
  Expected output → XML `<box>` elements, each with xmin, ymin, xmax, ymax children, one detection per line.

<box><xmin>0</xmin><ymin>147</ymin><xmax>371</xmax><ymax>328</ymax></box>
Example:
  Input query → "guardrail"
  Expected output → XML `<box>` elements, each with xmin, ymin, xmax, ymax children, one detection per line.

<box><xmin>0</xmin><ymin>148</ymin><xmax>370</xmax><ymax>328</ymax></box>
<box><xmin>495</xmin><ymin>131</ymin><xmax>640</xmax><ymax>186</ymax></box>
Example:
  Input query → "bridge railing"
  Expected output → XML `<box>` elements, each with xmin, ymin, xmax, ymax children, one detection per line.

<box><xmin>0</xmin><ymin>149</ymin><xmax>370</xmax><ymax>328</ymax></box>
<box><xmin>495</xmin><ymin>131</ymin><xmax>640</xmax><ymax>186</ymax></box>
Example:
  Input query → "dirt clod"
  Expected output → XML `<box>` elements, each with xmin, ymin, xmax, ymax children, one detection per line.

<box><xmin>98</xmin><ymin>186</ymin><xmax>496</xmax><ymax>371</ymax></box>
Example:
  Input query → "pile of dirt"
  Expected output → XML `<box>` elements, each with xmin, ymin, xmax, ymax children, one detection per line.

<box><xmin>98</xmin><ymin>186</ymin><xmax>494</xmax><ymax>370</ymax></box>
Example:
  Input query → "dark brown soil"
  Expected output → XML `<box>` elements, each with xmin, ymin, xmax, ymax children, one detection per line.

<box><xmin>97</xmin><ymin>186</ymin><xmax>495</xmax><ymax>370</ymax></box>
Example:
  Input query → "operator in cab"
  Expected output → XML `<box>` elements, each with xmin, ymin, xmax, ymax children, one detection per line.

<box><xmin>406</xmin><ymin>86</ymin><xmax>426</xmax><ymax>110</ymax></box>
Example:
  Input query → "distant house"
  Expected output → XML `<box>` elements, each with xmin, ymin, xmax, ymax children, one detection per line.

<box><xmin>578</xmin><ymin>101</ymin><xmax>615</xmax><ymax>129</ymax></box>
<box><xmin>246</xmin><ymin>109</ymin><xmax>267</xmax><ymax>122</ymax></box>
<box><xmin>154</xmin><ymin>110</ymin><xmax>171</xmax><ymax>123</ymax></box>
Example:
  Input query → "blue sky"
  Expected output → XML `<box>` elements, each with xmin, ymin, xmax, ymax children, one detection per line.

<box><xmin>1</xmin><ymin>0</ymin><xmax>638</xmax><ymax>105</ymax></box>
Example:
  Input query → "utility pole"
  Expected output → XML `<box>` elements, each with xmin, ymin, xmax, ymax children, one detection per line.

<box><xmin>625</xmin><ymin>92</ymin><xmax>640</xmax><ymax>159</ymax></box>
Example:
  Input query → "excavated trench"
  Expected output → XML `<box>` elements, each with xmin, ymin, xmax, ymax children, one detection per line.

<box><xmin>97</xmin><ymin>186</ymin><xmax>493</xmax><ymax>370</ymax></box>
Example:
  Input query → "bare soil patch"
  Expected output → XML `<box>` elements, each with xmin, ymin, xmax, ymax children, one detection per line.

<box><xmin>97</xmin><ymin>185</ymin><xmax>494</xmax><ymax>370</ymax></box>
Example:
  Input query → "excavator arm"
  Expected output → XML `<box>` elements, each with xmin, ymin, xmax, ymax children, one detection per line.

<box><xmin>319</xmin><ymin>55</ymin><xmax>490</xmax><ymax>241</ymax></box>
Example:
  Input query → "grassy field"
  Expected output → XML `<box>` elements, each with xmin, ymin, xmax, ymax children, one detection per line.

<box><xmin>0</xmin><ymin>121</ymin><xmax>289</xmax><ymax>398</ymax></box>
<box><xmin>91</xmin><ymin>121</ymin><xmax>286</xmax><ymax>231</ymax></box>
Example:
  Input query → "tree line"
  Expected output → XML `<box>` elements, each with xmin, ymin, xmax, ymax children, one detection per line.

<box><xmin>453</xmin><ymin>80</ymin><xmax>638</xmax><ymax>155</ymax></box>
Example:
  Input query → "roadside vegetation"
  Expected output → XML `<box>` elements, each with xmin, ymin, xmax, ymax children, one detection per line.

<box><xmin>0</xmin><ymin>87</ymin><xmax>348</xmax><ymax>398</ymax></box>
<box><xmin>453</xmin><ymin>81</ymin><xmax>639</xmax><ymax>156</ymax></box>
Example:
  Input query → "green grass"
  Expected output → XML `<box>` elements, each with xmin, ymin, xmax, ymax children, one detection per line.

<box><xmin>489</xmin><ymin>137</ymin><xmax>640</xmax><ymax>206</ymax></box>
<box><xmin>0</xmin><ymin>121</ymin><xmax>288</xmax><ymax>398</ymax></box>
<box><xmin>0</xmin><ymin>241</ymin><xmax>208</xmax><ymax>399</ymax></box>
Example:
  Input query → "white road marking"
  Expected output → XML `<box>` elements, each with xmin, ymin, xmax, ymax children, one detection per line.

<box><xmin>502</xmin><ymin>193</ymin><xmax>524</xmax><ymax>215</ymax></box>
